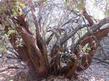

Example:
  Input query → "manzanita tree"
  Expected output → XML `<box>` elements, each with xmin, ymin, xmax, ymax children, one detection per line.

<box><xmin>0</xmin><ymin>0</ymin><xmax>109</xmax><ymax>80</ymax></box>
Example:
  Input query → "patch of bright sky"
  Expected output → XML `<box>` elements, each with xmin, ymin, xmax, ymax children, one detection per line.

<box><xmin>86</xmin><ymin>0</ymin><xmax>105</xmax><ymax>20</ymax></box>
<box><xmin>49</xmin><ymin>7</ymin><xmax>64</xmax><ymax>26</ymax></box>
<box><xmin>32</xmin><ymin>0</ymin><xmax>106</xmax><ymax>22</ymax></box>
<box><xmin>49</xmin><ymin>0</ymin><xmax>106</xmax><ymax>20</ymax></box>
<box><xmin>47</xmin><ymin>0</ymin><xmax>65</xmax><ymax>27</ymax></box>
<box><xmin>48</xmin><ymin>0</ymin><xmax>64</xmax><ymax>4</ymax></box>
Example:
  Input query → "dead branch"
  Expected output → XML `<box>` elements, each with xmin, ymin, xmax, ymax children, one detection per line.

<box><xmin>73</xmin><ymin>17</ymin><xmax>109</xmax><ymax>52</ymax></box>
<box><xmin>0</xmin><ymin>66</ymin><xmax>25</xmax><ymax>73</ymax></box>
<box><xmin>82</xmin><ymin>8</ymin><xmax>94</xmax><ymax>26</ymax></box>
<box><xmin>46</xmin><ymin>33</ymin><xmax>54</xmax><ymax>45</ymax></box>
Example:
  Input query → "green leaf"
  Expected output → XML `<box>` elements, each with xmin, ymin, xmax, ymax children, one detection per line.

<box><xmin>0</xmin><ymin>46</ymin><xmax>7</xmax><ymax>53</ymax></box>
<box><xmin>9</xmin><ymin>80</ymin><xmax>13</xmax><ymax>81</ymax></box>
<box><xmin>105</xmin><ymin>10</ymin><xmax>109</xmax><ymax>17</ymax></box>
<box><xmin>76</xmin><ymin>0</ymin><xmax>85</xmax><ymax>11</ymax></box>
<box><xmin>82</xmin><ymin>43</ymin><xmax>91</xmax><ymax>53</ymax></box>
<box><xmin>7</xmin><ymin>29</ymin><xmax>16</xmax><ymax>36</ymax></box>
<box><xmin>65</xmin><ymin>0</ymin><xmax>68</xmax><ymax>2</ymax></box>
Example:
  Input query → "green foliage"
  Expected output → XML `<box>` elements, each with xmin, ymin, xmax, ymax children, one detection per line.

<box><xmin>0</xmin><ymin>0</ymin><xmax>26</xmax><ymax>16</ymax></box>
<box><xmin>105</xmin><ymin>0</ymin><xmax>109</xmax><ymax>17</ymax></box>
<box><xmin>12</xmin><ymin>0</ymin><xmax>26</xmax><ymax>16</ymax></box>
<box><xmin>9</xmin><ymin>80</ymin><xmax>13</xmax><ymax>81</ymax></box>
<box><xmin>0</xmin><ymin>3</ymin><xmax>7</xmax><ymax>15</ymax></box>
<box><xmin>17</xmin><ymin>41</ymin><xmax>24</xmax><ymax>47</ymax></box>
<box><xmin>0</xmin><ymin>47</ymin><xmax>7</xmax><ymax>53</ymax></box>
<box><xmin>0</xmin><ymin>43</ymin><xmax>7</xmax><ymax>53</ymax></box>
<box><xmin>76</xmin><ymin>0</ymin><xmax>85</xmax><ymax>11</ymax></box>
<box><xmin>65</xmin><ymin>0</ymin><xmax>85</xmax><ymax>11</ymax></box>
<box><xmin>106</xmin><ymin>0</ymin><xmax>109</xmax><ymax>3</ymax></box>
<box><xmin>65</xmin><ymin>0</ymin><xmax>68</xmax><ymax>3</ymax></box>
<box><xmin>105</xmin><ymin>10</ymin><xmax>109</xmax><ymax>17</ymax></box>
<box><xmin>7</xmin><ymin>29</ymin><xmax>16</xmax><ymax>36</ymax></box>
<box><xmin>83</xmin><ymin>43</ymin><xmax>91</xmax><ymax>53</ymax></box>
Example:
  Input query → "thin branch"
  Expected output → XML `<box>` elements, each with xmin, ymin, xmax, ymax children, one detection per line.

<box><xmin>94</xmin><ymin>57</ymin><xmax>109</xmax><ymax>64</ymax></box>
<box><xmin>60</xmin><ymin>25</ymin><xmax>83</xmax><ymax>45</ymax></box>
<box><xmin>46</xmin><ymin>33</ymin><xmax>54</xmax><ymax>45</ymax></box>
<box><xmin>73</xmin><ymin>17</ymin><xmax>109</xmax><ymax>51</ymax></box>
<box><xmin>82</xmin><ymin>8</ymin><xmax>94</xmax><ymax>26</ymax></box>
<box><xmin>0</xmin><ymin>66</ymin><xmax>25</xmax><ymax>73</ymax></box>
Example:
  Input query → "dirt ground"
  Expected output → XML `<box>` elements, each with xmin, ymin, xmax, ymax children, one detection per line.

<box><xmin>0</xmin><ymin>37</ymin><xmax>109</xmax><ymax>81</ymax></box>
<box><xmin>0</xmin><ymin>56</ymin><xmax>109</xmax><ymax>81</ymax></box>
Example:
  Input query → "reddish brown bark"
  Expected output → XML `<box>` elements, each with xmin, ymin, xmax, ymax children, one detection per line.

<box><xmin>76</xmin><ymin>28</ymin><xmax>109</xmax><ymax>72</ymax></box>
<box><xmin>2</xmin><ymin>11</ymin><xmax>109</xmax><ymax>80</ymax></box>
<box><xmin>82</xmin><ymin>8</ymin><xmax>94</xmax><ymax>26</ymax></box>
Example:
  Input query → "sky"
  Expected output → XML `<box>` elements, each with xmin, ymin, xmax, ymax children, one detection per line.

<box><xmin>86</xmin><ymin>0</ymin><xmax>105</xmax><ymax>19</ymax></box>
